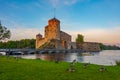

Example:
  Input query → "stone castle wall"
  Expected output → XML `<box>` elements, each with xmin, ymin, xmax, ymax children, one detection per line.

<box><xmin>36</xmin><ymin>37</ymin><xmax>47</xmax><ymax>49</ymax></box>
<box><xmin>36</xmin><ymin>18</ymin><xmax>71</xmax><ymax>49</ymax></box>
<box><xmin>60</xmin><ymin>31</ymin><xmax>71</xmax><ymax>49</ymax></box>
<box><xmin>76</xmin><ymin>42</ymin><xmax>101</xmax><ymax>52</ymax></box>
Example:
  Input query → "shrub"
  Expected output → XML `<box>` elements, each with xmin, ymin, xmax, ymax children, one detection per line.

<box><xmin>116</xmin><ymin>61</ymin><xmax>120</xmax><ymax>66</ymax></box>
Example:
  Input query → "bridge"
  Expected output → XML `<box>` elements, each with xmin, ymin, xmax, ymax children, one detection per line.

<box><xmin>0</xmin><ymin>49</ymin><xmax>83</xmax><ymax>54</ymax></box>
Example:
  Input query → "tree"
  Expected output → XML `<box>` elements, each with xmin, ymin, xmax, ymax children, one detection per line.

<box><xmin>0</xmin><ymin>39</ymin><xmax>36</xmax><ymax>48</ymax></box>
<box><xmin>76</xmin><ymin>34</ymin><xmax>84</xmax><ymax>43</ymax></box>
<box><xmin>0</xmin><ymin>21</ymin><xmax>11</xmax><ymax>41</ymax></box>
<box><xmin>99</xmin><ymin>43</ymin><xmax>120</xmax><ymax>50</ymax></box>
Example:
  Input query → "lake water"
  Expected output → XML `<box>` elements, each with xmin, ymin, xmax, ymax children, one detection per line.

<box><xmin>19</xmin><ymin>50</ymin><xmax>120</xmax><ymax>66</ymax></box>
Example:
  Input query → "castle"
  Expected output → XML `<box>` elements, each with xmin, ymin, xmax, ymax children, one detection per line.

<box><xmin>36</xmin><ymin>17</ymin><xmax>71</xmax><ymax>49</ymax></box>
<box><xmin>36</xmin><ymin>17</ymin><xmax>101</xmax><ymax>52</ymax></box>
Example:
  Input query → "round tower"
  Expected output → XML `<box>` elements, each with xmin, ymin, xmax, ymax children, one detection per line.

<box><xmin>48</xmin><ymin>17</ymin><xmax>60</xmax><ymax>26</ymax></box>
<box><xmin>36</xmin><ymin>33</ymin><xmax>42</xmax><ymax>40</ymax></box>
<box><xmin>45</xmin><ymin>18</ymin><xmax>60</xmax><ymax>40</ymax></box>
<box><xmin>36</xmin><ymin>33</ymin><xmax>42</xmax><ymax>48</ymax></box>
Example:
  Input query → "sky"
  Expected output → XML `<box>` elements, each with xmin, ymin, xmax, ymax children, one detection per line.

<box><xmin>0</xmin><ymin>0</ymin><xmax>120</xmax><ymax>46</ymax></box>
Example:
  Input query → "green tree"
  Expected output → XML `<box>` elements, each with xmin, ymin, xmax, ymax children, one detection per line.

<box><xmin>0</xmin><ymin>21</ymin><xmax>11</xmax><ymax>40</ymax></box>
<box><xmin>76</xmin><ymin>34</ymin><xmax>84</xmax><ymax>43</ymax></box>
<box><xmin>99</xmin><ymin>43</ymin><xmax>120</xmax><ymax>50</ymax></box>
<box><xmin>0</xmin><ymin>39</ymin><xmax>35</xmax><ymax>48</ymax></box>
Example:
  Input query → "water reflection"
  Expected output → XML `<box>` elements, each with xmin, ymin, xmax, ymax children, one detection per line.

<box><xmin>64</xmin><ymin>53</ymin><xmax>79</xmax><ymax>62</ymax></box>
<box><xmin>35</xmin><ymin>53</ymin><xmax>83</xmax><ymax>62</ymax></box>
<box><xmin>79</xmin><ymin>50</ymin><xmax>120</xmax><ymax>66</ymax></box>
<box><xmin>20</xmin><ymin>50</ymin><xmax>120</xmax><ymax>66</ymax></box>
<box><xmin>36</xmin><ymin>53</ymin><xmax>65</xmax><ymax>61</ymax></box>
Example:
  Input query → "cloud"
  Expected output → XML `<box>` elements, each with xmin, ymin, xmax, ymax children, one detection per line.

<box><xmin>64</xmin><ymin>0</ymin><xmax>78</xmax><ymax>5</ymax></box>
<box><xmin>49</xmin><ymin>0</ymin><xmax>59</xmax><ymax>7</ymax></box>
<box><xmin>34</xmin><ymin>2</ymin><xmax>43</xmax><ymax>8</ymax></box>
<box><xmin>68</xmin><ymin>27</ymin><xmax>120</xmax><ymax>44</ymax></box>
<box><xmin>49</xmin><ymin>0</ymin><xmax>84</xmax><ymax>7</ymax></box>
<box><xmin>10</xmin><ymin>28</ymin><xmax>43</xmax><ymax>41</ymax></box>
<box><xmin>0</xmin><ymin>15</ymin><xmax>44</xmax><ymax>41</ymax></box>
<box><xmin>9</xmin><ymin>4</ymin><xmax>21</xmax><ymax>9</ymax></box>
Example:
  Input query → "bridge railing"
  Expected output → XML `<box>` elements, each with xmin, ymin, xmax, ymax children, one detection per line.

<box><xmin>0</xmin><ymin>48</ymin><xmax>83</xmax><ymax>54</ymax></box>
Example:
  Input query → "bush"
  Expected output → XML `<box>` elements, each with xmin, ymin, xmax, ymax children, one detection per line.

<box><xmin>116</xmin><ymin>61</ymin><xmax>120</xmax><ymax>66</ymax></box>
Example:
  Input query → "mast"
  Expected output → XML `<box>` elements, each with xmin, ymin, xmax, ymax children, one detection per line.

<box><xmin>54</xmin><ymin>8</ymin><xmax>56</xmax><ymax>18</ymax></box>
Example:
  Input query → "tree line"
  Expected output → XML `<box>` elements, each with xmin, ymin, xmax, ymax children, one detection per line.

<box><xmin>0</xmin><ymin>39</ymin><xmax>35</xmax><ymax>48</ymax></box>
<box><xmin>99</xmin><ymin>43</ymin><xmax>120</xmax><ymax>50</ymax></box>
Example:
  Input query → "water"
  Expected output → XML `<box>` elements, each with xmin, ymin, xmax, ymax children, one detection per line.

<box><xmin>9</xmin><ymin>50</ymin><xmax>120</xmax><ymax>66</ymax></box>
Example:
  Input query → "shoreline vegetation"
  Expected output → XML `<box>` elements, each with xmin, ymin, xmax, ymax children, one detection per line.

<box><xmin>0</xmin><ymin>56</ymin><xmax>120</xmax><ymax>80</ymax></box>
<box><xmin>0</xmin><ymin>39</ymin><xmax>120</xmax><ymax>50</ymax></box>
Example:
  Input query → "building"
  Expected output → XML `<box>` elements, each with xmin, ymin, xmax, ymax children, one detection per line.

<box><xmin>76</xmin><ymin>42</ymin><xmax>101</xmax><ymax>52</ymax></box>
<box><xmin>36</xmin><ymin>18</ymin><xmax>71</xmax><ymax>49</ymax></box>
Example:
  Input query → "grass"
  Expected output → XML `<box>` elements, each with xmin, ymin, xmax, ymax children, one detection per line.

<box><xmin>116</xmin><ymin>61</ymin><xmax>120</xmax><ymax>66</ymax></box>
<box><xmin>0</xmin><ymin>56</ymin><xmax>120</xmax><ymax>80</ymax></box>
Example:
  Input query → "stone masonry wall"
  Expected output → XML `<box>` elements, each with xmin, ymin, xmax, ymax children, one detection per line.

<box><xmin>36</xmin><ymin>18</ymin><xmax>71</xmax><ymax>49</ymax></box>
<box><xmin>76</xmin><ymin>42</ymin><xmax>101</xmax><ymax>52</ymax></box>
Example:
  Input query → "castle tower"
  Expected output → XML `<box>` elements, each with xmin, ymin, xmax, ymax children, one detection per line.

<box><xmin>36</xmin><ymin>33</ymin><xmax>43</xmax><ymax>48</ymax></box>
<box><xmin>45</xmin><ymin>18</ymin><xmax>60</xmax><ymax>41</ymax></box>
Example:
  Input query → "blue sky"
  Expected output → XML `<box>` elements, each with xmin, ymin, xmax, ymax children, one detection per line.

<box><xmin>0</xmin><ymin>0</ymin><xmax>120</xmax><ymax>45</ymax></box>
